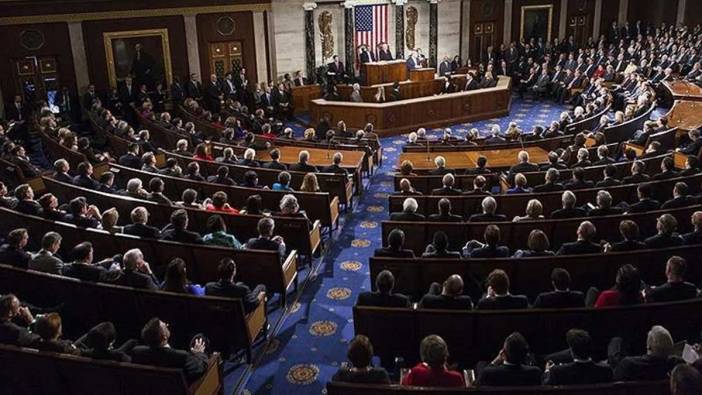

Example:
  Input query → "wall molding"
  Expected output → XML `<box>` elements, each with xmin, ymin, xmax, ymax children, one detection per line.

<box><xmin>0</xmin><ymin>3</ymin><xmax>272</xmax><ymax>26</ymax></box>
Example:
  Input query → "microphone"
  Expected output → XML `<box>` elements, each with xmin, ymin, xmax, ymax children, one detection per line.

<box><xmin>426</xmin><ymin>138</ymin><xmax>431</xmax><ymax>163</ymax></box>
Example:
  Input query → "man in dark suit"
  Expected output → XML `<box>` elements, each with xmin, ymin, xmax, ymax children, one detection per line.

<box><xmin>431</xmin><ymin>174</ymin><xmax>462</xmax><ymax>195</ymax></box>
<box><xmin>419</xmin><ymin>274</ymin><xmax>473</xmax><ymax>310</ymax></box>
<box><xmin>478</xmin><ymin>332</ymin><xmax>542</xmax><ymax>386</ymax></box>
<box><xmin>131</xmin><ymin>318</ymin><xmax>209</xmax><ymax>383</ymax></box>
<box><xmin>625</xmin><ymin>183</ymin><xmax>660</xmax><ymax>214</ymax></box>
<box><xmin>204</xmin><ymin>74</ymin><xmax>223</xmax><ymax>114</ymax></box>
<box><xmin>108</xmin><ymin>248</ymin><xmax>158</xmax><ymax>290</ymax></box>
<box><xmin>185</xmin><ymin>73</ymin><xmax>202</xmax><ymax>99</ymax></box>
<box><xmin>644</xmin><ymin>214</ymin><xmax>683</xmax><ymax>249</ymax></box>
<box><xmin>595</xmin><ymin>165</ymin><xmax>622</xmax><ymax>188</ymax></box>
<box><xmin>464</xmin><ymin>225</ymin><xmax>510</xmax><ymax>258</ymax></box>
<box><xmin>170</xmin><ymin>77</ymin><xmax>185</xmax><ymax>103</ymax></box>
<box><xmin>533</xmin><ymin>268</ymin><xmax>585</xmax><ymax>308</ymax></box>
<box><xmin>160</xmin><ymin>209</ymin><xmax>204</xmax><ymax>244</ymax></box>
<box><xmin>463</xmin><ymin>175</ymin><xmax>492</xmax><ymax>196</ymax></box>
<box><xmin>82</xmin><ymin>85</ymin><xmax>99</xmax><ymax>110</ymax></box>
<box><xmin>245</xmin><ymin>217</ymin><xmax>287</xmax><ymax>261</ymax></box>
<box><xmin>653</xmin><ymin>157</ymin><xmax>679</xmax><ymax>181</ymax></box>
<box><xmin>28</xmin><ymin>232</ymin><xmax>64</xmax><ymax>274</ymax></box>
<box><xmin>605</xmin><ymin>220</ymin><xmax>646</xmax><ymax>252</ymax></box>
<box><xmin>588</xmin><ymin>191</ymin><xmax>623</xmax><ymax>217</ymax></box>
<box><xmin>477</xmin><ymin>269</ymin><xmax>529</xmax><ymax>310</ymax></box>
<box><xmin>390</xmin><ymin>197</ymin><xmax>425</xmax><ymax>221</ymax></box>
<box><xmin>0</xmin><ymin>228</ymin><xmax>30</xmax><ymax>269</ymax></box>
<box><xmin>72</xmin><ymin>162</ymin><xmax>100</xmax><ymax>190</ymax></box>
<box><xmin>469</xmin><ymin>196</ymin><xmax>507</xmax><ymax>222</ymax></box>
<box><xmin>556</xmin><ymin>221</ymin><xmax>602</xmax><ymax>255</ymax></box>
<box><xmin>428</xmin><ymin>155</ymin><xmax>454</xmax><ymax>176</ymax></box>
<box><xmin>378</xmin><ymin>43</ymin><xmax>393</xmax><ymax>61</ymax></box>
<box><xmin>533</xmin><ymin>168</ymin><xmax>565</xmax><ymax>193</ymax></box>
<box><xmin>612</xmin><ymin>325</ymin><xmax>684</xmax><ymax>381</ymax></box>
<box><xmin>507</xmin><ymin>151</ymin><xmax>540</xmax><ymax>184</ymax></box>
<box><xmin>463</xmin><ymin>73</ymin><xmax>479</xmax><ymax>91</ymax></box>
<box><xmin>118</xmin><ymin>143</ymin><xmax>142</xmax><ymax>169</ymax></box>
<box><xmin>327</xmin><ymin>55</ymin><xmax>345</xmax><ymax>83</ymax></box>
<box><xmin>123</xmin><ymin>206</ymin><xmax>161</xmax><ymax>239</ymax></box>
<box><xmin>374</xmin><ymin>228</ymin><xmax>415</xmax><ymax>258</ymax></box>
<box><xmin>288</xmin><ymin>150</ymin><xmax>318</xmax><ymax>173</ymax></box>
<box><xmin>622</xmin><ymin>161</ymin><xmax>650</xmax><ymax>184</ymax></box>
<box><xmin>205</xmin><ymin>258</ymin><xmax>266</xmax><ymax>313</ymax></box>
<box><xmin>61</xmin><ymin>242</ymin><xmax>107</xmax><ymax>282</ymax></box>
<box><xmin>682</xmin><ymin>211</ymin><xmax>702</xmax><ymax>245</ymax></box>
<box><xmin>321</xmin><ymin>152</ymin><xmax>349</xmax><ymax>175</ymax></box>
<box><xmin>0</xmin><ymin>294</ymin><xmax>40</xmax><ymax>346</ymax></box>
<box><xmin>661</xmin><ymin>182</ymin><xmax>697</xmax><ymax>210</ymax></box>
<box><xmin>262</xmin><ymin>148</ymin><xmax>288</xmax><ymax>171</ymax></box>
<box><xmin>645</xmin><ymin>256</ymin><xmax>699</xmax><ymax>303</ymax></box>
<box><xmin>358</xmin><ymin>45</ymin><xmax>375</xmax><ymax>64</ymax></box>
<box><xmin>118</xmin><ymin>76</ymin><xmax>137</xmax><ymax>105</ymax></box>
<box><xmin>543</xmin><ymin>329</ymin><xmax>612</xmax><ymax>385</ymax></box>
<box><xmin>357</xmin><ymin>270</ymin><xmax>411</xmax><ymax>308</ymax></box>
<box><xmin>564</xmin><ymin>167</ymin><xmax>594</xmax><ymax>190</ymax></box>
<box><xmin>428</xmin><ymin>198</ymin><xmax>463</xmax><ymax>222</ymax></box>
<box><xmin>438</xmin><ymin>56</ymin><xmax>452</xmax><ymax>77</ymax></box>
<box><xmin>222</xmin><ymin>72</ymin><xmax>237</xmax><ymax>100</ymax></box>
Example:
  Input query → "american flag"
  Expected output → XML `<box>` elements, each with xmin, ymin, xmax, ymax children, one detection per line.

<box><xmin>355</xmin><ymin>4</ymin><xmax>388</xmax><ymax>63</ymax></box>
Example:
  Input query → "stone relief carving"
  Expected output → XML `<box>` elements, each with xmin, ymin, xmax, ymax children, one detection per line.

<box><xmin>405</xmin><ymin>6</ymin><xmax>417</xmax><ymax>50</ymax></box>
<box><xmin>318</xmin><ymin>11</ymin><xmax>334</xmax><ymax>61</ymax></box>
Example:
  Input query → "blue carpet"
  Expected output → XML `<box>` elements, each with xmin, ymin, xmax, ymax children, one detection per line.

<box><xmin>239</xmin><ymin>97</ymin><xmax>593</xmax><ymax>395</ymax></box>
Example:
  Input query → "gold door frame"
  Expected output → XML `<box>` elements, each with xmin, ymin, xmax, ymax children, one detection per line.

<box><xmin>520</xmin><ymin>5</ymin><xmax>554</xmax><ymax>42</ymax></box>
<box><xmin>103</xmin><ymin>28</ymin><xmax>173</xmax><ymax>89</ymax></box>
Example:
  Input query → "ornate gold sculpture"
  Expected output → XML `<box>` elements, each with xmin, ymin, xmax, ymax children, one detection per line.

<box><xmin>318</xmin><ymin>11</ymin><xmax>334</xmax><ymax>61</ymax></box>
<box><xmin>405</xmin><ymin>6</ymin><xmax>418</xmax><ymax>51</ymax></box>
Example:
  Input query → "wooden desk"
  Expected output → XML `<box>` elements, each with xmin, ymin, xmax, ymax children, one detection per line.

<box><xmin>311</xmin><ymin>76</ymin><xmax>512</xmax><ymax>137</ymax></box>
<box><xmin>398</xmin><ymin>146</ymin><xmax>548</xmax><ymax>171</ymax></box>
<box><xmin>291</xmin><ymin>84</ymin><xmax>322</xmax><ymax>113</ymax></box>
<box><xmin>666</xmin><ymin>100</ymin><xmax>702</xmax><ymax>133</ymax></box>
<box><xmin>363</xmin><ymin>60</ymin><xmax>408</xmax><ymax>85</ymax></box>
<box><xmin>663</xmin><ymin>81</ymin><xmax>702</xmax><ymax>102</ymax></box>
<box><xmin>410</xmin><ymin>68</ymin><xmax>435</xmax><ymax>81</ymax></box>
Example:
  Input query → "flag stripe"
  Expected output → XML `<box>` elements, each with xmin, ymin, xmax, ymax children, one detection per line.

<box><xmin>355</xmin><ymin>4</ymin><xmax>388</xmax><ymax>68</ymax></box>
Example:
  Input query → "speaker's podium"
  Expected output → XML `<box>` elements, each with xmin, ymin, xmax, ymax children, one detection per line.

<box><xmin>362</xmin><ymin>60</ymin><xmax>408</xmax><ymax>85</ymax></box>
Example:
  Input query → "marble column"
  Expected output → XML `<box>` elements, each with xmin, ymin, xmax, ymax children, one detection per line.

<box><xmin>428</xmin><ymin>0</ymin><xmax>439</xmax><ymax>68</ymax></box>
<box><xmin>344</xmin><ymin>1</ymin><xmax>355</xmax><ymax>77</ymax></box>
<box><xmin>504</xmin><ymin>0</ymin><xmax>513</xmax><ymax>45</ymax></box>
<box><xmin>559</xmin><ymin>0</ymin><xmax>568</xmax><ymax>40</ymax></box>
<box><xmin>393</xmin><ymin>0</ymin><xmax>407</xmax><ymax>60</ymax></box>
<box><xmin>460</xmin><ymin>0</ymin><xmax>470</xmax><ymax>62</ymax></box>
<box><xmin>593</xmin><ymin>0</ymin><xmax>603</xmax><ymax>39</ymax></box>
<box><xmin>183</xmin><ymin>15</ymin><xmax>202</xmax><ymax>80</ymax></box>
<box><xmin>618</xmin><ymin>0</ymin><xmax>628</xmax><ymax>25</ymax></box>
<box><xmin>67</xmin><ymin>21</ymin><xmax>90</xmax><ymax>92</ymax></box>
<box><xmin>676</xmin><ymin>0</ymin><xmax>686</xmax><ymax>25</ymax></box>
<box><xmin>303</xmin><ymin>2</ymin><xmax>318</xmax><ymax>83</ymax></box>
<box><xmin>253</xmin><ymin>11</ymin><xmax>269</xmax><ymax>83</ymax></box>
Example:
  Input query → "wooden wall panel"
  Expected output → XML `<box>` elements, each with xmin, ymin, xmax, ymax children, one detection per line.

<box><xmin>512</xmin><ymin>0</ymin><xmax>562</xmax><ymax>43</ymax></box>
<box><xmin>600</xmin><ymin>0</ymin><xmax>620</xmax><ymax>39</ymax></box>
<box><xmin>0</xmin><ymin>22</ymin><xmax>76</xmax><ymax>100</ymax></box>
<box><xmin>469</xmin><ymin>0</ymin><xmax>505</xmax><ymax>61</ymax></box>
<box><xmin>566</xmin><ymin>0</ymin><xmax>595</xmax><ymax>41</ymax></box>
<box><xmin>685</xmin><ymin>1</ymin><xmax>702</xmax><ymax>26</ymax></box>
<box><xmin>82</xmin><ymin>16</ymin><xmax>188</xmax><ymax>93</ymax></box>
<box><xmin>627</xmin><ymin>0</ymin><xmax>678</xmax><ymax>26</ymax></box>
<box><xmin>196</xmin><ymin>12</ymin><xmax>258</xmax><ymax>85</ymax></box>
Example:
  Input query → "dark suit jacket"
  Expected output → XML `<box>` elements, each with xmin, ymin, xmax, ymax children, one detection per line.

<box><xmin>613</xmin><ymin>355</ymin><xmax>684</xmax><ymax>381</ymax></box>
<box><xmin>609</xmin><ymin>239</ymin><xmax>646</xmax><ymax>252</ymax></box>
<box><xmin>62</xmin><ymin>262</ymin><xmax>106</xmax><ymax>282</ymax></box>
<box><xmin>72</xmin><ymin>175</ymin><xmax>99</xmax><ymax>190</ymax></box>
<box><xmin>550</xmin><ymin>207</ymin><xmax>587</xmax><ymax>219</ymax></box>
<box><xmin>0</xmin><ymin>245</ymin><xmax>31</xmax><ymax>269</ymax></box>
<box><xmin>160</xmin><ymin>228</ymin><xmax>203</xmax><ymax>244</ymax></box>
<box><xmin>124</xmin><ymin>223</ymin><xmax>162</xmax><ymax>239</ymax></box>
<box><xmin>588</xmin><ymin>207</ymin><xmax>624</xmax><ymax>217</ymax></box>
<box><xmin>321</xmin><ymin>164</ymin><xmax>349</xmax><ymax>175</ymax></box>
<box><xmin>289</xmin><ymin>162</ymin><xmax>318</xmax><ymax>173</ymax></box>
<box><xmin>626</xmin><ymin>199</ymin><xmax>660</xmax><ymax>213</ymax></box>
<box><xmin>556</xmin><ymin>240</ymin><xmax>601</xmax><ymax>255</ymax></box>
<box><xmin>644</xmin><ymin>233</ymin><xmax>683</xmax><ymax>249</ymax></box>
<box><xmin>533</xmin><ymin>183</ymin><xmax>564</xmax><ymax>193</ymax></box>
<box><xmin>428</xmin><ymin>167</ymin><xmax>454</xmax><ymax>176</ymax></box>
<box><xmin>622</xmin><ymin>173</ymin><xmax>650</xmax><ymax>184</ymax></box>
<box><xmin>428</xmin><ymin>213</ymin><xmax>463</xmax><ymax>222</ymax></box>
<box><xmin>118</xmin><ymin>153</ymin><xmax>142</xmax><ymax>169</ymax></box>
<box><xmin>595</xmin><ymin>178</ymin><xmax>622</xmax><ymax>187</ymax></box>
<box><xmin>245</xmin><ymin>237</ymin><xmax>286</xmax><ymax>260</ymax></box>
<box><xmin>15</xmin><ymin>200</ymin><xmax>42</xmax><ymax>216</ymax></box>
<box><xmin>479</xmin><ymin>364</ymin><xmax>543</xmax><ymax>386</ymax></box>
<box><xmin>390</xmin><ymin>212</ymin><xmax>426</xmax><ymax>221</ymax></box>
<box><xmin>544</xmin><ymin>361</ymin><xmax>613</xmax><ymax>385</ymax></box>
<box><xmin>131</xmin><ymin>346</ymin><xmax>208</xmax><ymax>383</ymax></box>
<box><xmin>682</xmin><ymin>230</ymin><xmax>702</xmax><ymax>245</ymax></box>
<box><xmin>470</xmin><ymin>245</ymin><xmax>510</xmax><ymax>258</ymax></box>
<box><xmin>431</xmin><ymin>187</ymin><xmax>463</xmax><ymax>196</ymax></box>
<box><xmin>205</xmin><ymin>279</ymin><xmax>262</xmax><ymax>313</ymax></box>
<box><xmin>477</xmin><ymin>295</ymin><xmax>529</xmax><ymax>310</ymax></box>
<box><xmin>262</xmin><ymin>161</ymin><xmax>288</xmax><ymax>170</ymax></box>
<box><xmin>468</xmin><ymin>213</ymin><xmax>507</xmax><ymax>222</ymax></box>
<box><xmin>533</xmin><ymin>290</ymin><xmax>585</xmax><ymax>308</ymax></box>
<box><xmin>419</xmin><ymin>294</ymin><xmax>473</xmax><ymax>310</ymax></box>
<box><xmin>373</xmin><ymin>247</ymin><xmax>415</xmax><ymax>258</ymax></box>
<box><xmin>0</xmin><ymin>320</ymin><xmax>39</xmax><ymax>346</ymax></box>
<box><xmin>646</xmin><ymin>281</ymin><xmax>698</xmax><ymax>303</ymax></box>
<box><xmin>110</xmin><ymin>270</ymin><xmax>159</xmax><ymax>290</ymax></box>
<box><xmin>357</xmin><ymin>291</ymin><xmax>411</xmax><ymax>308</ymax></box>
<box><xmin>661</xmin><ymin>196</ymin><xmax>697</xmax><ymax>210</ymax></box>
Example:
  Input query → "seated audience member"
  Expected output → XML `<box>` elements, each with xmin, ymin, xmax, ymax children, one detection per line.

<box><xmin>463</xmin><ymin>225</ymin><xmax>510</xmax><ymax>258</ymax></box>
<box><xmin>645</xmin><ymin>256</ymin><xmax>698</xmax><ymax>303</ymax></box>
<box><xmin>390</xmin><ymin>197</ymin><xmax>425</xmax><ymax>221</ymax></box>
<box><xmin>428</xmin><ymin>156</ymin><xmax>453</xmax><ymax>176</ymax></box>
<box><xmin>101</xmin><ymin>208</ymin><xmax>122</xmax><ymax>234</ymax></box>
<box><xmin>397</xmin><ymin>178</ymin><xmax>422</xmax><ymax>196</ymax></box>
<box><xmin>160</xmin><ymin>209</ymin><xmax>204</xmax><ymax>244</ymax></box>
<box><xmin>662</xmin><ymin>182</ymin><xmax>697</xmax><ymax>210</ymax></box>
<box><xmin>653</xmin><ymin>157</ymin><xmax>679</xmax><ymax>181</ymax></box>
<box><xmin>604</xmin><ymin>220</ymin><xmax>646</xmax><ymax>252</ymax></box>
<box><xmin>0</xmin><ymin>294</ymin><xmax>40</xmax><ymax>346</ymax></box>
<box><xmin>272</xmin><ymin>171</ymin><xmax>293</xmax><ymax>191</ymax></box>
<box><xmin>31</xmin><ymin>313</ymin><xmax>80</xmax><ymax>355</ymax></box>
<box><xmin>0</xmin><ymin>182</ymin><xmax>17</xmax><ymax>208</ymax></box>
<box><xmin>38</xmin><ymin>193</ymin><xmax>66</xmax><ymax>222</ymax></box>
<box><xmin>402</xmin><ymin>335</ymin><xmax>465</xmax><ymax>387</ymax></box>
<box><xmin>241</xmin><ymin>194</ymin><xmax>263</xmax><ymax>215</ymax></box>
<box><xmin>148</xmin><ymin>177</ymin><xmax>173</xmax><ymax>206</ymax></box>
<box><xmin>186</xmin><ymin>162</ymin><xmax>205</xmax><ymax>181</ymax></box>
<box><xmin>422</xmin><ymin>231</ymin><xmax>461</xmax><ymax>258</ymax></box>
<box><xmin>588</xmin><ymin>190</ymin><xmax>623</xmax><ymax>216</ymax></box>
<box><xmin>203</xmin><ymin>214</ymin><xmax>242</xmax><ymax>249</ymax></box>
<box><xmin>14</xmin><ymin>184</ymin><xmax>42</xmax><ymax>216</ymax></box>
<box><xmin>118</xmin><ymin>143</ymin><xmax>142</xmax><ymax>169</ymax></box>
<box><xmin>670</xmin><ymin>364</ymin><xmax>702</xmax><ymax>395</ymax></box>
<box><xmin>108</xmin><ymin>248</ymin><xmax>158</xmax><ymax>290</ymax></box>
<box><xmin>332</xmin><ymin>335</ymin><xmax>391</xmax><ymax>384</ymax></box>
<box><xmin>399</xmin><ymin>160</ymin><xmax>416</xmax><ymax>176</ymax></box>
<box><xmin>161</xmin><ymin>258</ymin><xmax>203</xmax><ymax>295</ymax></box>
<box><xmin>62</xmin><ymin>242</ymin><xmax>107</xmax><ymax>282</ymax></box>
<box><xmin>124</xmin><ymin>206</ymin><xmax>161</xmax><ymax>239</ymax></box>
<box><xmin>564</xmin><ymin>167</ymin><xmax>594</xmax><ymax>190</ymax></box>
<box><xmin>65</xmin><ymin>197</ymin><xmax>101</xmax><ymax>228</ymax></box>
<box><xmin>533</xmin><ymin>168</ymin><xmax>564</xmax><ymax>192</ymax></box>
<box><xmin>53</xmin><ymin>159</ymin><xmax>73</xmax><ymax>184</ymax></box>
<box><xmin>507</xmin><ymin>173</ymin><xmax>532</xmax><ymax>194</ymax></box>
<box><xmin>124</xmin><ymin>178</ymin><xmax>148</xmax><ymax>200</ymax></box>
<box><xmin>513</xmin><ymin>199</ymin><xmax>544</xmax><ymax>222</ymax></box>
<box><xmin>625</xmin><ymin>183</ymin><xmax>660</xmax><ymax>213</ymax></box>
<box><xmin>596</xmin><ymin>164</ymin><xmax>621</xmax><ymax>187</ymax></box>
<box><xmin>289</xmin><ymin>150</ymin><xmax>317</xmax><ymax>173</ymax></box>
<box><xmin>205</xmin><ymin>258</ymin><xmax>265</xmax><ymax>313</ymax></box>
<box><xmin>622</xmin><ymin>160</ymin><xmax>650</xmax><ymax>184</ymax></box>
<box><xmin>571</xmin><ymin>148</ymin><xmax>592</xmax><ymax>169</ymax></box>
<box><xmin>81</xmin><ymin>321</ymin><xmax>134</xmax><ymax>362</ymax></box>
<box><xmin>215</xmin><ymin>147</ymin><xmax>237</xmax><ymax>165</ymax></box>
<box><xmin>478</xmin><ymin>332</ymin><xmax>542</xmax><ymax>386</ymax></box>
<box><xmin>72</xmin><ymin>161</ymin><xmax>100</xmax><ymax>190</ymax></box>
<box><xmin>593</xmin><ymin>145</ymin><xmax>615</xmax><ymax>166</ymax></box>
<box><xmin>245</xmin><ymin>217</ymin><xmax>287</xmax><ymax>260</ymax></box>
<box><xmin>477</xmin><ymin>269</ymin><xmax>528</xmax><ymax>310</ymax></box>
<box><xmin>469</xmin><ymin>196</ymin><xmax>506</xmax><ymax>222</ymax></box>
<box><xmin>550</xmin><ymin>191</ymin><xmax>587</xmax><ymax>219</ymax></box>
<box><xmin>463</xmin><ymin>175</ymin><xmax>492</xmax><ymax>196</ymax></box>
<box><xmin>556</xmin><ymin>221</ymin><xmax>602</xmax><ymax>255</ymax></box>
<box><xmin>322</xmin><ymin>152</ymin><xmax>349</xmax><ymax>175</ymax></box>
<box><xmin>644</xmin><ymin>214</ymin><xmax>683</xmax><ymax>249</ymax></box>
<box><xmin>508</xmin><ymin>151</ymin><xmax>539</xmax><ymax>183</ymax></box>
<box><xmin>357</xmin><ymin>270</ymin><xmax>410</xmax><ymax>307</ymax></box>
<box><xmin>681</xmin><ymin>155</ymin><xmax>700</xmax><ymax>176</ymax></box>
<box><xmin>262</xmin><ymin>148</ymin><xmax>287</xmax><ymax>170</ymax></box>
<box><xmin>540</xmin><ymin>151</ymin><xmax>567</xmax><ymax>170</ymax></box>
<box><xmin>0</xmin><ymin>228</ymin><xmax>31</xmax><ymax>269</ymax></box>
<box><xmin>419</xmin><ymin>274</ymin><xmax>473</xmax><ymax>310</ymax></box>
<box><xmin>374</xmin><ymin>228</ymin><xmax>415</xmax><ymax>258</ymax></box>
<box><xmin>594</xmin><ymin>264</ymin><xmax>643</xmax><ymax>308</ymax></box>
<box><xmin>543</xmin><ymin>329</ymin><xmax>612</xmax><ymax>385</ymax></box>
<box><xmin>682</xmin><ymin>211</ymin><xmax>702</xmax><ymax>245</ymax></box>
<box><xmin>533</xmin><ymin>268</ymin><xmax>584</xmax><ymax>308</ymax></box>
<box><xmin>465</xmin><ymin>155</ymin><xmax>491</xmax><ymax>175</ymax></box>
<box><xmin>677</xmin><ymin>129</ymin><xmax>702</xmax><ymax>156</ymax></box>
<box><xmin>241</xmin><ymin>170</ymin><xmax>261</xmax><ymax>189</ymax></box>
<box><xmin>236</xmin><ymin>148</ymin><xmax>259</xmax><ymax>168</ymax></box>
<box><xmin>207</xmin><ymin>166</ymin><xmax>236</xmax><ymax>186</ymax></box>
<box><xmin>612</xmin><ymin>325</ymin><xmax>684</xmax><ymax>381</ymax></box>
<box><xmin>205</xmin><ymin>191</ymin><xmax>239</xmax><ymax>214</ymax></box>
<box><xmin>432</xmin><ymin>173</ymin><xmax>462</xmax><ymax>195</ymax></box>
<box><xmin>141</xmin><ymin>152</ymin><xmax>159</xmax><ymax>173</ymax></box>
<box><xmin>512</xmin><ymin>229</ymin><xmax>554</xmax><ymax>258</ymax></box>
<box><xmin>299</xmin><ymin>172</ymin><xmax>320</xmax><ymax>193</ymax></box>
<box><xmin>428</xmin><ymin>198</ymin><xmax>463</xmax><ymax>222</ymax></box>
<box><xmin>29</xmin><ymin>231</ymin><xmax>64</xmax><ymax>274</ymax></box>
<box><xmin>131</xmin><ymin>318</ymin><xmax>209</xmax><ymax>383</ymax></box>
